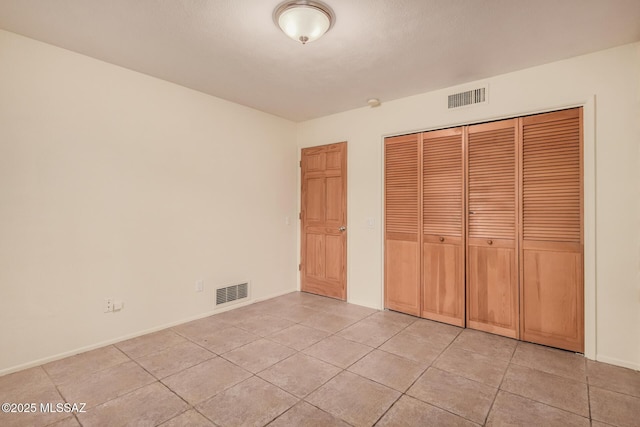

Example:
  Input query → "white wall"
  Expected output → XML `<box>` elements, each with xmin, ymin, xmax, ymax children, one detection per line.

<box><xmin>0</xmin><ymin>30</ymin><xmax>298</xmax><ymax>374</ymax></box>
<box><xmin>297</xmin><ymin>42</ymin><xmax>640</xmax><ymax>370</ymax></box>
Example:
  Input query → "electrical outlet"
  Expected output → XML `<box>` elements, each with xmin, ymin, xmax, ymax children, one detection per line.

<box><xmin>113</xmin><ymin>300</ymin><xmax>124</xmax><ymax>311</ymax></box>
<box><xmin>195</xmin><ymin>280</ymin><xmax>204</xmax><ymax>292</ymax></box>
<box><xmin>104</xmin><ymin>298</ymin><xmax>113</xmax><ymax>313</ymax></box>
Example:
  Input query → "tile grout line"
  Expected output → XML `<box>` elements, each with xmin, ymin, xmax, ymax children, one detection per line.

<box><xmin>113</xmin><ymin>328</ymin><xmax>192</xmax><ymax>359</ymax></box>
<box><xmin>127</xmin><ymin>351</ymin><xmax>185</xmax><ymax>392</ymax></box>
<box><xmin>355</xmin><ymin>315</ymin><xmax>419</xmax><ymax>348</ymax></box>
<box><xmin>190</xmin><ymin>296</ymin><xmax>352</xmax><ymax>425</ymax></box>
<box><xmin>481</xmin><ymin>339</ymin><xmax>518</xmax><ymax>425</ymax></box>
<box><xmin>44</xmin><ymin>344</ymin><xmax>133</xmax><ymax>389</ymax></box>
<box><xmin>255</xmin><ymin>335</ymin><xmax>353</xmax><ymax>425</ymax></box>
<box><xmin>586</xmin><ymin>382</ymin><xmax>592</xmax><ymax>423</ymax></box>
<box><xmin>496</xmin><ymin>389</ymin><xmax>592</xmax><ymax>425</ymax></box>
<box><xmin>385</xmin><ymin>326</ymin><xmax>486</xmax><ymax>427</ymax></box>
<box><xmin>292</xmin><ymin>297</ymin><xmax>392</xmax><ymax>426</ymax></box>
<box><xmin>395</xmin><ymin>327</ymin><xmax>491</xmax><ymax>426</ymax></box>
<box><xmin>508</xmin><ymin>358</ymin><xmax>590</xmax><ymax>384</ymax></box>
<box><xmin>253</xmin><ymin>395</ymin><xmax>303</xmax><ymax>427</ymax></box>
<box><xmin>5</xmin><ymin>295</ymin><xmax>379</xmax><ymax>426</ymax></box>
<box><xmin>118</xmin><ymin>322</ymin><xmax>268</xmax><ymax>426</ymax></box>
<box><xmin>39</xmin><ymin>365</ymin><xmax>79</xmax><ymax>426</ymax></box>
<box><xmin>260</xmin><ymin>294</ymin><xmax>361</xmax><ymax>426</ymax></box>
<box><xmin>100</xmin><ymin>353</ymin><xmax>197</xmax><ymax>425</ymax></box>
<box><xmin>45</xmin><ymin>346</ymin><xmax>160</xmax><ymax>424</ymax></box>
<box><xmin>424</xmin><ymin>334</ymin><xmax>595</xmax><ymax>425</ymax></box>
<box><xmin>497</xmin><ymin>344</ymin><xmax>595</xmax><ymax>420</ymax></box>
<box><xmin>17</xmin><ymin>293</ymin><xmax>637</xmax><ymax>426</ymax></box>
<box><xmin>339</xmin><ymin>316</ymin><xmax>426</xmax><ymax>394</ymax></box>
<box><xmin>38</xmin><ymin>345</ymin><xmax>166</xmax><ymax>426</ymax></box>
<box><xmin>340</xmin><ymin>317</ymin><xmax>436</xmax><ymax>425</ymax></box>
<box><xmin>370</xmin><ymin>391</ymin><xmax>403</xmax><ymax>426</ymax></box>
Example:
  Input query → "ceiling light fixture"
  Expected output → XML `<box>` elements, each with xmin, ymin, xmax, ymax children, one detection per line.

<box><xmin>274</xmin><ymin>1</ymin><xmax>334</xmax><ymax>44</ymax></box>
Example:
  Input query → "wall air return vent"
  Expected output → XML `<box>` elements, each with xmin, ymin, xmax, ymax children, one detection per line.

<box><xmin>216</xmin><ymin>282</ymin><xmax>249</xmax><ymax>307</ymax></box>
<box><xmin>448</xmin><ymin>86</ymin><xmax>488</xmax><ymax>109</ymax></box>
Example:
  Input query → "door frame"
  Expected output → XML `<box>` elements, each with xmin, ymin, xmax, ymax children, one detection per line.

<box><xmin>299</xmin><ymin>141</ymin><xmax>348</xmax><ymax>300</ymax></box>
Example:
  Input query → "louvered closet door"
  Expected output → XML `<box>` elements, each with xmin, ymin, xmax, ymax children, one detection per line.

<box><xmin>520</xmin><ymin>108</ymin><xmax>583</xmax><ymax>352</ymax></box>
<box><xmin>422</xmin><ymin>128</ymin><xmax>465</xmax><ymax>326</ymax></box>
<box><xmin>467</xmin><ymin>119</ymin><xmax>519</xmax><ymax>338</ymax></box>
<box><xmin>385</xmin><ymin>134</ymin><xmax>421</xmax><ymax>316</ymax></box>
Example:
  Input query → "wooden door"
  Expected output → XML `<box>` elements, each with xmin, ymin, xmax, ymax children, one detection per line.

<box><xmin>384</xmin><ymin>134</ymin><xmax>421</xmax><ymax>316</ymax></box>
<box><xmin>301</xmin><ymin>142</ymin><xmax>347</xmax><ymax>300</ymax></box>
<box><xmin>520</xmin><ymin>108</ymin><xmax>583</xmax><ymax>352</ymax></box>
<box><xmin>466</xmin><ymin>119</ymin><xmax>519</xmax><ymax>338</ymax></box>
<box><xmin>421</xmin><ymin>128</ymin><xmax>465</xmax><ymax>326</ymax></box>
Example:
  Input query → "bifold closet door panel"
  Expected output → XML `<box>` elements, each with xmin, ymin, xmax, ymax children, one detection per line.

<box><xmin>467</xmin><ymin>119</ymin><xmax>519</xmax><ymax>338</ymax></box>
<box><xmin>421</xmin><ymin>128</ymin><xmax>465</xmax><ymax>326</ymax></box>
<box><xmin>521</xmin><ymin>108</ymin><xmax>583</xmax><ymax>352</ymax></box>
<box><xmin>385</xmin><ymin>134</ymin><xmax>421</xmax><ymax>316</ymax></box>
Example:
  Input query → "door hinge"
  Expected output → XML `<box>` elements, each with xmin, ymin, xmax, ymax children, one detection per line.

<box><xmin>299</xmin><ymin>160</ymin><xmax>302</xmax><ymax>167</ymax></box>
<box><xmin>299</xmin><ymin>212</ymin><xmax>302</xmax><ymax>220</ymax></box>
<box><xmin>298</xmin><ymin>264</ymin><xmax>301</xmax><ymax>271</ymax></box>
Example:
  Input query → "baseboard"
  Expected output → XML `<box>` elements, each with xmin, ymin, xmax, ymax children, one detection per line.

<box><xmin>345</xmin><ymin>298</ymin><xmax>381</xmax><ymax>311</ymax></box>
<box><xmin>596</xmin><ymin>354</ymin><xmax>640</xmax><ymax>371</ymax></box>
<box><xmin>0</xmin><ymin>288</ymin><xmax>297</xmax><ymax>377</ymax></box>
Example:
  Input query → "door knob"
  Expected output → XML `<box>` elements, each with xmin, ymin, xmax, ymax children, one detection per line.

<box><xmin>439</xmin><ymin>237</ymin><xmax>445</xmax><ymax>242</ymax></box>
<box><xmin>487</xmin><ymin>239</ymin><xmax>493</xmax><ymax>245</ymax></box>
<box><xmin>338</xmin><ymin>226</ymin><xmax>346</xmax><ymax>232</ymax></box>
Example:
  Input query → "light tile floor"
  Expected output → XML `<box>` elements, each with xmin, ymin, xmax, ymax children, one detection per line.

<box><xmin>1</xmin><ymin>291</ymin><xmax>639</xmax><ymax>426</ymax></box>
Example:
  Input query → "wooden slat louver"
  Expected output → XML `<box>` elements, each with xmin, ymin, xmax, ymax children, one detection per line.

<box><xmin>386</xmin><ymin>137</ymin><xmax>419</xmax><ymax>234</ymax></box>
<box><xmin>468</xmin><ymin>126</ymin><xmax>516</xmax><ymax>239</ymax></box>
<box><xmin>522</xmin><ymin>112</ymin><xmax>581</xmax><ymax>242</ymax></box>
<box><xmin>423</xmin><ymin>133</ymin><xmax>463</xmax><ymax>237</ymax></box>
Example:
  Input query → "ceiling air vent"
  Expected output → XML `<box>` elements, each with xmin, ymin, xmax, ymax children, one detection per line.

<box><xmin>448</xmin><ymin>86</ymin><xmax>487</xmax><ymax>109</ymax></box>
<box><xmin>216</xmin><ymin>282</ymin><xmax>249</xmax><ymax>306</ymax></box>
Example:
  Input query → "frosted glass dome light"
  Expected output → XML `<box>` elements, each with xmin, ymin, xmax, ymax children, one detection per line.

<box><xmin>275</xmin><ymin>1</ymin><xmax>334</xmax><ymax>44</ymax></box>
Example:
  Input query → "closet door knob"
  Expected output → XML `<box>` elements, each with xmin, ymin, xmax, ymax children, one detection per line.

<box><xmin>439</xmin><ymin>237</ymin><xmax>445</xmax><ymax>242</ymax></box>
<box><xmin>487</xmin><ymin>239</ymin><xmax>493</xmax><ymax>245</ymax></box>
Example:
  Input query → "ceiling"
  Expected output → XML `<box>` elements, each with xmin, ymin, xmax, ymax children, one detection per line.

<box><xmin>1</xmin><ymin>1</ymin><xmax>639</xmax><ymax>122</ymax></box>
